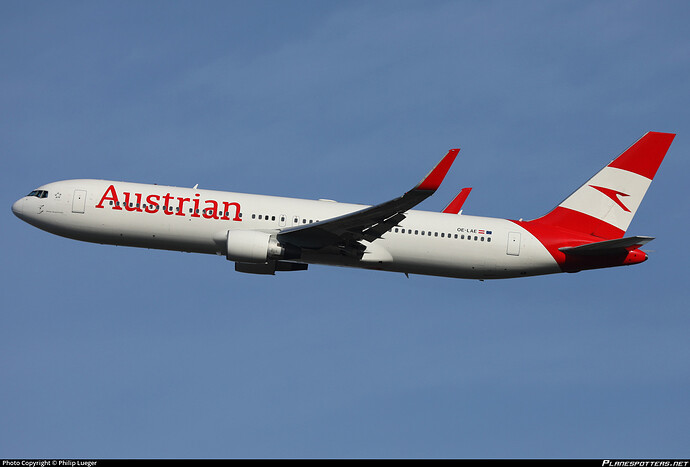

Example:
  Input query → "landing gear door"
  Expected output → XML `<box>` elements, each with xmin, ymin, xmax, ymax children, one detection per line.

<box><xmin>507</xmin><ymin>232</ymin><xmax>521</xmax><ymax>256</ymax></box>
<box><xmin>72</xmin><ymin>189</ymin><xmax>87</xmax><ymax>213</ymax></box>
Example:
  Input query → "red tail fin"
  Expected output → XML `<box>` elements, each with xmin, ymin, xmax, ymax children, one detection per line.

<box><xmin>529</xmin><ymin>132</ymin><xmax>675</xmax><ymax>239</ymax></box>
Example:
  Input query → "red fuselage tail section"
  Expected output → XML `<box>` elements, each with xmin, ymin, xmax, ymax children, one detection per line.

<box><xmin>514</xmin><ymin>132</ymin><xmax>674</xmax><ymax>273</ymax></box>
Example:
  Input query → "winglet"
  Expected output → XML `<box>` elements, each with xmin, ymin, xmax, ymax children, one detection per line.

<box><xmin>415</xmin><ymin>149</ymin><xmax>460</xmax><ymax>191</ymax></box>
<box><xmin>443</xmin><ymin>187</ymin><xmax>472</xmax><ymax>214</ymax></box>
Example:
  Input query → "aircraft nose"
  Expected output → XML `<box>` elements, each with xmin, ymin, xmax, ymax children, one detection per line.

<box><xmin>12</xmin><ymin>198</ymin><xmax>24</xmax><ymax>217</ymax></box>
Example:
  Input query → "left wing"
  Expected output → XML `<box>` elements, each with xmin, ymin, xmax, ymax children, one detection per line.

<box><xmin>277</xmin><ymin>149</ymin><xmax>460</xmax><ymax>254</ymax></box>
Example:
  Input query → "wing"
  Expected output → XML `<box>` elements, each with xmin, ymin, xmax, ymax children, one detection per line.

<box><xmin>277</xmin><ymin>149</ymin><xmax>460</xmax><ymax>254</ymax></box>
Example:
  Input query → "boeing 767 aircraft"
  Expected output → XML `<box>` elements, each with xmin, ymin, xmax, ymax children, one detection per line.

<box><xmin>12</xmin><ymin>132</ymin><xmax>675</xmax><ymax>279</ymax></box>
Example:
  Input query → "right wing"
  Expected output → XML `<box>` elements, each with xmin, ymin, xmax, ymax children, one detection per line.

<box><xmin>277</xmin><ymin>149</ymin><xmax>460</xmax><ymax>253</ymax></box>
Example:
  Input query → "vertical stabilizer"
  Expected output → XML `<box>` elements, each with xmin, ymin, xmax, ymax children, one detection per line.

<box><xmin>529</xmin><ymin>132</ymin><xmax>675</xmax><ymax>239</ymax></box>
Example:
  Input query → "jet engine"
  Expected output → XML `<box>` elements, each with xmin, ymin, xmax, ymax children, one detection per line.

<box><xmin>226</xmin><ymin>230</ymin><xmax>300</xmax><ymax>263</ymax></box>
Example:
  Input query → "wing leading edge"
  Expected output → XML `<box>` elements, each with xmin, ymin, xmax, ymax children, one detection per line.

<box><xmin>277</xmin><ymin>149</ymin><xmax>460</xmax><ymax>253</ymax></box>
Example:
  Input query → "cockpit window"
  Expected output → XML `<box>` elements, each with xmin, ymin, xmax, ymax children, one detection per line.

<box><xmin>27</xmin><ymin>190</ymin><xmax>48</xmax><ymax>198</ymax></box>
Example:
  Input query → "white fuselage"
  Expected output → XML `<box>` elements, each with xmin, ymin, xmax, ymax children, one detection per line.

<box><xmin>13</xmin><ymin>179</ymin><xmax>561</xmax><ymax>279</ymax></box>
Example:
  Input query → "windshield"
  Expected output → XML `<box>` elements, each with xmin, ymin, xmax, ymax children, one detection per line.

<box><xmin>27</xmin><ymin>190</ymin><xmax>48</xmax><ymax>198</ymax></box>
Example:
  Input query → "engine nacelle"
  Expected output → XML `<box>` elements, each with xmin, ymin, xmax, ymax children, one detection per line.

<box><xmin>226</xmin><ymin>230</ymin><xmax>299</xmax><ymax>263</ymax></box>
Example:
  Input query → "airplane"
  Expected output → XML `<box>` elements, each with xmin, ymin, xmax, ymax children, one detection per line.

<box><xmin>12</xmin><ymin>132</ymin><xmax>675</xmax><ymax>280</ymax></box>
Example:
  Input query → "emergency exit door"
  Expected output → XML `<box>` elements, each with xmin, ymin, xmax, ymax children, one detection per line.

<box><xmin>507</xmin><ymin>232</ymin><xmax>521</xmax><ymax>256</ymax></box>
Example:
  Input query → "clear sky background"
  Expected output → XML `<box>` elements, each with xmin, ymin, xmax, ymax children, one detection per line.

<box><xmin>1</xmin><ymin>0</ymin><xmax>689</xmax><ymax>459</ymax></box>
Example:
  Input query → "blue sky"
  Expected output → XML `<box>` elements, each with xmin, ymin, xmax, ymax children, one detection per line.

<box><xmin>1</xmin><ymin>0</ymin><xmax>689</xmax><ymax>459</ymax></box>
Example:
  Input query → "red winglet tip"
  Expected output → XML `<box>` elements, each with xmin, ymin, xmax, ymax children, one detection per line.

<box><xmin>415</xmin><ymin>149</ymin><xmax>460</xmax><ymax>191</ymax></box>
<box><xmin>442</xmin><ymin>187</ymin><xmax>472</xmax><ymax>214</ymax></box>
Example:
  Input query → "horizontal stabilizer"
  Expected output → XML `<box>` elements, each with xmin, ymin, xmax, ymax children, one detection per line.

<box><xmin>558</xmin><ymin>236</ymin><xmax>654</xmax><ymax>256</ymax></box>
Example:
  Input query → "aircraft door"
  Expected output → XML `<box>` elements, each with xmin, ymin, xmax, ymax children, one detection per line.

<box><xmin>72</xmin><ymin>189</ymin><xmax>87</xmax><ymax>213</ymax></box>
<box><xmin>507</xmin><ymin>232</ymin><xmax>521</xmax><ymax>256</ymax></box>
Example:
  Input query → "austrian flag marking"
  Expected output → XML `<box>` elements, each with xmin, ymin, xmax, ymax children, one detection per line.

<box><xmin>95</xmin><ymin>185</ymin><xmax>242</xmax><ymax>221</ymax></box>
